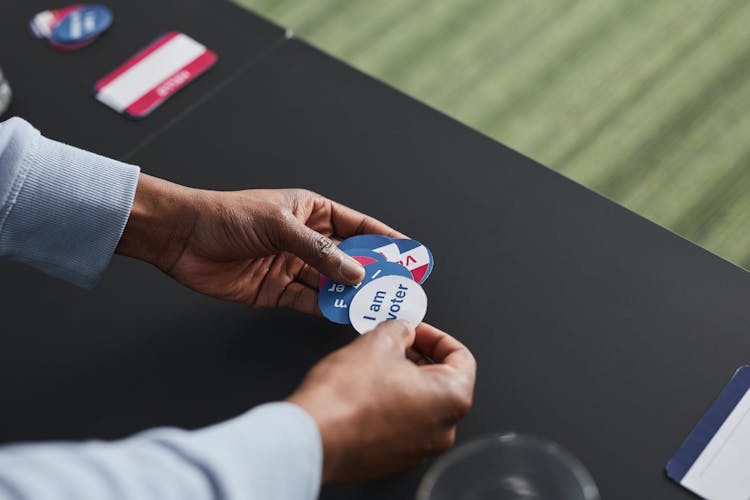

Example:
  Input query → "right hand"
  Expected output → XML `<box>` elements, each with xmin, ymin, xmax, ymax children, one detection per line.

<box><xmin>287</xmin><ymin>321</ymin><xmax>476</xmax><ymax>483</ymax></box>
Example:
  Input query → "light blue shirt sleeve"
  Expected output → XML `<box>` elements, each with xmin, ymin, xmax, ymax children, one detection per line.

<box><xmin>0</xmin><ymin>403</ymin><xmax>322</xmax><ymax>500</ymax></box>
<box><xmin>0</xmin><ymin>116</ymin><xmax>139</xmax><ymax>288</ymax></box>
<box><xmin>0</xmin><ymin>117</ymin><xmax>324</xmax><ymax>500</ymax></box>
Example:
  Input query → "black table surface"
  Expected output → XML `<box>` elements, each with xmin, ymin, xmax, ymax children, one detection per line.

<box><xmin>3</xmin><ymin>2</ymin><xmax>750</xmax><ymax>499</ymax></box>
<box><xmin>1</xmin><ymin>0</ymin><xmax>285</xmax><ymax>159</ymax></box>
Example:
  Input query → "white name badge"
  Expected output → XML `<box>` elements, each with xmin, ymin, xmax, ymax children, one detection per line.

<box><xmin>667</xmin><ymin>365</ymin><xmax>750</xmax><ymax>499</ymax></box>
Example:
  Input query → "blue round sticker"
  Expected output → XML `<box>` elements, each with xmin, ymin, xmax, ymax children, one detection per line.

<box><xmin>342</xmin><ymin>247</ymin><xmax>386</xmax><ymax>262</ymax></box>
<box><xmin>338</xmin><ymin>234</ymin><xmax>394</xmax><ymax>252</ymax></box>
<box><xmin>50</xmin><ymin>4</ymin><xmax>113</xmax><ymax>44</ymax></box>
<box><xmin>319</xmin><ymin>261</ymin><xmax>412</xmax><ymax>325</ymax></box>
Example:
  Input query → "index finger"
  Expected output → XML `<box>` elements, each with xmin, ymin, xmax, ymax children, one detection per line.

<box><xmin>414</xmin><ymin>322</ymin><xmax>476</xmax><ymax>376</ymax></box>
<box><xmin>330</xmin><ymin>200</ymin><xmax>407</xmax><ymax>239</ymax></box>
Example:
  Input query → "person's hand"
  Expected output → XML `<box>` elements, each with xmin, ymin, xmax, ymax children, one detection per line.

<box><xmin>116</xmin><ymin>174</ymin><xmax>403</xmax><ymax>314</ymax></box>
<box><xmin>287</xmin><ymin>321</ymin><xmax>476</xmax><ymax>483</ymax></box>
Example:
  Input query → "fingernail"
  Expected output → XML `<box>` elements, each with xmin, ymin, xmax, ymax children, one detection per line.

<box><xmin>340</xmin><ymin>255</ymin><xmax>365</xmax><ymax>283</ymax></box>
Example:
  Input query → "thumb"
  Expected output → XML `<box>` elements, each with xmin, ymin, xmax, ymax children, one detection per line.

<box><xmin>283</xmin><ymin>220</ymin><xmax>365</xmax><ymax>285</ymax></box>
<box><xmin>363</xmin><ymin>320</ymin><xmax>417</xmax><ymax>354</ymax></box>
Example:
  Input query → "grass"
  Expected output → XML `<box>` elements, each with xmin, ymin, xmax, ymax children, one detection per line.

<box><xmin>234</xmin><ymin>0</ymin><xmax>750</xmax><ymax>268</ymax></box>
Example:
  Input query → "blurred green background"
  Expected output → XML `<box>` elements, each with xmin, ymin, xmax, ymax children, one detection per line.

<box><xmin>235</xmin><ymin>0</ymin><xmax>750</xmax><ymax>267</ymax></box>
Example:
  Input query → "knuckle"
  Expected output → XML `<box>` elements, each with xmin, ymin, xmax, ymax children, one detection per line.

<box><xmin>267</xmin><ymin>212</ymin><xmax>294</xmax><ymax>249</ymax></box>
<box><xmin>268</xmin><ymin>206</ymin><xmax>295</xmax><ymax>235</ymax></box>
<box><xmin>375</xmin><ymin>318</ymin><xmax>403</xmax><ymax>335</ymax></box>
<box><xmin>463</xmin><ymin>346</ymin><xmax>478</xmax><ymax>369</ymax></box>
<box><xmin>288</xmin><ymin>188</ymin><xmax>321</xmax><ymax>209</ymax></box>
<box><xmin>353</xmin><ymin>215</ymin><xmax>373</xmax><ymax>235</ymax></box>
<box><xmin>376</xmin><ymin>320</ymin><xmax>412</xmax><ymax>348</ymax></box>
<box><xmin>313</xmin><ymin>234</ymin><xmax>336</xmax><ymax>258</ymax></box>
<box><xmin>431</xmin><ymin>429</ymin><xmax>456</xmax><ymax>453</ymax></box>
<box><xmin>454</xmin><ymin>345</ymin><xmax>477</xmax><ymax>372</ymax></box>
<box><xmin>392</xmin><ymin>319</ymin><xmax>412</xmax><ymax>337</ymax></box>
<box><xmin>455</xmin><ymin>393</ymin><xmax>473</xmax><ymax>418</ymax></box>
<box><xmin>447</xmin><ymin>385</ymin><xmax>473</xmax><ymax>420</ymax></box>
<box><xmin>277</xmin><ymin>206</ymin><xmax>297</xmax><ymax>225</ymax></box>
<box><xmin>284</xmin><ymin>188</ymin><xmax>304</xmax><ymax>203</ymax></box>
<box><xmin>296</xmin><ymin>188</ymin><xmax>318</xmax><ymax>199</ymax></box>
<box><xmin>374</xmin><ymin>329</ymin><xmax>398</xmax><ymax>349</ymax></box>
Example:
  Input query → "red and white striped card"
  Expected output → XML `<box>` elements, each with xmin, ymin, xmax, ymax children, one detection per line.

<box><xmin>94</xmin><ymin>31</ymin><xmax>217</xmax><ymax>119</ymax></box>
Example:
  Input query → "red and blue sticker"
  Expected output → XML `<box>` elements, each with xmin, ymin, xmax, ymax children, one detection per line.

<box><xmin>318</xmin><ymin>234</ymin><xmax>434</xmax><ymax>329</ymax></box>
<box><xmin>30</xmin><ymin>4</ymin><xmax>113</xmax><ymax>51</ymax></box>
<box><xmin>390</xmin><ymin>238</ymin><xmax>434</xmax><ymax>284</ymax></box>
<box><xmin>318</xmin><ymin>248</ymin><xmax>385</xmax><ymax>291</ymax></box>
<box><xmin>338</xmin><ymin>235</ymin><xmax>434</xmax><ymax>284</ymax></box>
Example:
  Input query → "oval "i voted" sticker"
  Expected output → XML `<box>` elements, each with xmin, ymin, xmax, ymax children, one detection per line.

<box><xmin>50</xmin><ymin>4</ymin><xmax>113</xmax><ymax>44</ymax></box>
<box><xmin>348</xmin><ymin>274</ymin><xmax>427</xmax><ymax>334</ymax></box>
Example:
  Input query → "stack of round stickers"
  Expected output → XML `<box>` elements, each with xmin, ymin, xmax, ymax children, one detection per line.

<box><xmin>29</xmin><ymin>4</ymin><xmax>113</xmax><ymax>51</ymax></box>
<box><xmin>319</xmin><ymin>235</ymin><xmax>434</xmax><ymax>334</ymax></box>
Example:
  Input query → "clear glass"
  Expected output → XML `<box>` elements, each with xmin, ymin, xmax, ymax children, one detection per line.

<box><xmin>417</xmin><ymin>433</ymin><xmax>600</xmax><ymax>500</ymax></box>
<box><xmin>0</xmin><ymin>66</ymin><xmax>12</xmax><ymax>117</ymax></box>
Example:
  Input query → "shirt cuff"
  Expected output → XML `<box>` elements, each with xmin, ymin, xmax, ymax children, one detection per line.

<box><xmin>0</xmin><ymin>117</ymin><xmax>140</xmax><ymax>288</ymax></box>
<box><xmin>142</xmin><ymin>402</ymin><xmax>323</xmax><ymax>500</ymax></box>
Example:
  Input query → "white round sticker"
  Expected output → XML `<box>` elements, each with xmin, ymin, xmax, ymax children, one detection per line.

<box><xmin>348</xmin><ymin>275</ymin><xmax>427</xmax><ymax>334</ymax></box>
<box><xmin>371</xmin><ymin>242</ymin><xmax>401</xmax><ymax>262</ymax></box>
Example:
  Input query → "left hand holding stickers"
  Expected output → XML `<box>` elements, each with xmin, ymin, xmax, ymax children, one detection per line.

<box><xmin>319</xmin><ymin>235</ymin><xmax>434</xmax><ymax>334</ymax></box>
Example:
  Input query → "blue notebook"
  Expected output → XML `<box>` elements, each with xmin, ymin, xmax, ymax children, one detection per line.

<box><xmin>666</xmin><ymin>365</ymin><xmax>750</xmax><ymax>499</ymax></box>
